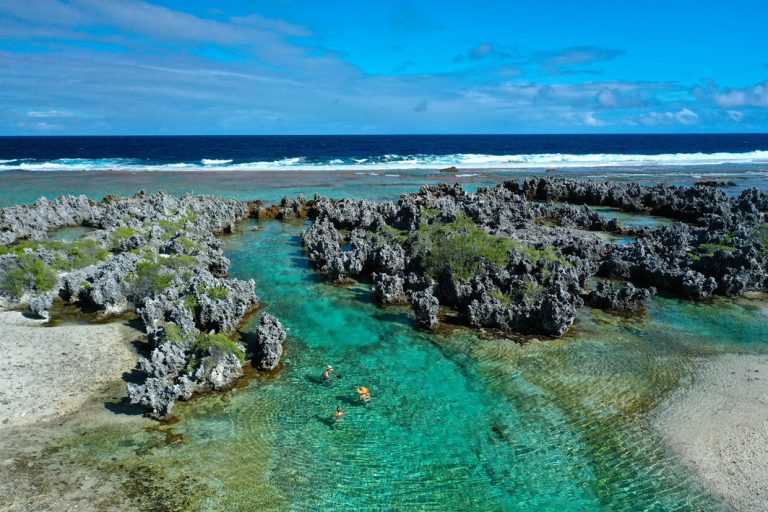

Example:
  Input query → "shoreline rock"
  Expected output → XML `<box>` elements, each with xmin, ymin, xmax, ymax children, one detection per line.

<box><xmin>0</xmin><ymin>191</ymin><xmax>284</xmax><ymax>419</ymax></box>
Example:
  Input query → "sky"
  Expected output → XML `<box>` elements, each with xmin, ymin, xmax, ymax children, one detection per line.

<box><xmin>0</xmin><ymin>0</ymin><xmax>767</xmax><ymax>135</ymax></box>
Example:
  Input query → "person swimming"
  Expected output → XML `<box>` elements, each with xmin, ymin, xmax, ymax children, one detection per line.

<box><xmin>356</xmin><ymin>387</ymin><xmax>371</xmax><ymax>403</ymax></box>
<box><xmin>321</xmin><ymin>365</ymin><xmax>334</xmax><ymax>384</ymax></box>
<box><xmin>333</xmin><ymin>405</ymin><xmax>345</xmax><ymax>421</ymax></box>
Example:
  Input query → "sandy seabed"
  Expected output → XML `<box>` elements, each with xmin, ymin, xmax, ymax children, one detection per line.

<box><xmin>0</xmin><ymin>310</ymin><xmax>142</xmax><ymax>428</ymax></box>
<box><xmin>0</xmin><ymin>310</ymin><xmax>152</xmax><ymax>511</ymax></box>
<box><xmin>653</xmin><ymin>353</ymin><xmax>768</xmax><ymax>512</ymax></box>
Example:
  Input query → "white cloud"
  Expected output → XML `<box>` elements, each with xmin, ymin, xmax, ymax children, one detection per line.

<box><xmin>713</xmin><ymin>81</ymin><xmax>768</xmax><ymax>108</ymax></box>
<box><xmin>27</xmin><ymin>110</ymin><xmax>75</xmax><ymax>118</ymax></box>
<box><xmin>639</xmin><ymin>108</ymin><xmax>699</xmax><ymax>126</ymax></box>
<box><xmin>583</xmin><ymin>112</ymin><xmax>604</xmax><ymax>126</ymax></box>
<box><xmin>596</xmin><ymin>88</ymin><xmax>619</xmax><ymax>108</ymax></box>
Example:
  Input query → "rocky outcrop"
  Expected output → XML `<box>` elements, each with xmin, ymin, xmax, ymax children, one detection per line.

<box><xmin>127</xmin><ymin>339</ymin><xmax>245</xmax><ymax>419</ymax></box>
<box><xmin>0</xmin><ymin>191</ymin><xmax>282</xmax><ymax>419</ymax></box>
<box><xmin>412</xmin><ymin>290</ymin><xmax>439</xmax><ymax>330</ymax></box>
<box><xmin>586</xmin><ymin>281</ymin><xmax>655</xmax><ymax>311</ymax></box>
<box><xmin>252</xmin><ymin>313</ymin><xmax>287</xmax><ymax>371</ymax></box>
<box><xmin>300</xmin><ymin>177</ymin><xmax>766</xmax><ymax>337</ymax></box>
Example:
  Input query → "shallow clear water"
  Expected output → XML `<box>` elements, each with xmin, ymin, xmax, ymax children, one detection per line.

<box><xmin>3</xmin><ymin>177</ymin><xmax>767</xmax><ymax>510</ymax></box>
<box><xmin>40</xmin><ymin>219</ymin><xmax>763</xmax><ymax>510</ymax></box>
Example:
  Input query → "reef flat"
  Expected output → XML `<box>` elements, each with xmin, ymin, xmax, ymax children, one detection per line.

<box><xmin>1</xmin><ymin>178</ymin><xmax>766</xmax><ymax>511</ymax></box>
<box><xmin>301</xmin><ymin>177</ymin><xmax>768</xmax><ymax>336</ymax></box>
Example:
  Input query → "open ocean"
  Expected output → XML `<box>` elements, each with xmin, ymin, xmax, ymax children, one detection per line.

<box><xmin>1</xmin><ymin>134</ymin><xmax>768</xmax><ymax>172</ymax></box>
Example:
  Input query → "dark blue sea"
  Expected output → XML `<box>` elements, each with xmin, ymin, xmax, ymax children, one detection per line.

<box><xmin>1</xmin><ymin>134</ymin><xmax>767</xmax><ymax>171</ymax></box>
<box><xmin>1</xmin><ymin>134</ymin><xmax>766</xmax><ymax>207</ymax></box>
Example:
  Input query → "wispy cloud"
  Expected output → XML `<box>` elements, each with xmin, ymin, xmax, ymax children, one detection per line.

<box><xmin>538</xmin><ymin>46</ymin><xmax>625</xmax><ymax>75</ymax></box>
<box><xmin>638</xmin><ymin>108</ymin><xmax>700</xmax><ymax>126</ymax></box>
<box><xmin>453</xmin><ymin>43</ymin><xmax>512</xmax><ymax>62</ymax></box>
<box><xmin>0</xmin><ymin>1</ymin><xmax>763</xmax><ymax>133</ymax></box>
<box><xmin>27</xmin><ymin>110</ymin><xmax>75</xmax><ymax>118</ymax></box>
<box><xmin>713</xmin><ymin>80</ymin><xmax>768</xmax><ymax>108</ymax></box>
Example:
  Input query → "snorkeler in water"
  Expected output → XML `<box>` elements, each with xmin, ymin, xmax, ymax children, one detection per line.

<box><xmin>356</xmin><ymin>387</ymin><xmax>371</xmax><ymax>403</ymax></box>
<box><xmin>321</xmin><ymin>365</ymin><xmax>334</xmax><ymax>384</ymax></box>
<box><xmin>333</xmin><ymin>405</ymin><xmax>345</xmax><ymax>421</ymax></box>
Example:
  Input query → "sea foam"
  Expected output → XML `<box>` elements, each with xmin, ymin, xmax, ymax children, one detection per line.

<box><xmin>1</xmin><ymin>150</ymin><xmax>768</xmax><ymax>172</ymax></box>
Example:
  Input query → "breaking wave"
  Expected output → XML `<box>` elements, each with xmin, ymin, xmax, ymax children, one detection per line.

<box><xmin>1</xmin><ymin>150</ymin><xmax>768</xmax><ymax>172</ymax></box>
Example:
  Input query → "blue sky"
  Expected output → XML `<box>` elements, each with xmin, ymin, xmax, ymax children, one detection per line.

<box><xmin>1</xmin><ymin>0</ymin><xmax>766</xmax><ymax>134</ymax></box>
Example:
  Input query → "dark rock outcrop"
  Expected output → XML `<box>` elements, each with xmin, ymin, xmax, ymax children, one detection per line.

<box><xmin>299</xmin><ymin>177</ymin><xmax>766</xmax><ymax>337</ymax></box>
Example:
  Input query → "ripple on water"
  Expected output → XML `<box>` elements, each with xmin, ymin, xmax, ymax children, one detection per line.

<box><xmin>20</xmin><ymin>219</ymin><xmax>766</xmax><ymax>511</ymax></box>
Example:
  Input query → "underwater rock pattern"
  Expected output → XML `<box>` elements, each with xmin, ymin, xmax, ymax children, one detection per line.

<box><xmin>301</xmin><ymin>178</ymin><xmax>767</xmax><ymax>337</ymax></box>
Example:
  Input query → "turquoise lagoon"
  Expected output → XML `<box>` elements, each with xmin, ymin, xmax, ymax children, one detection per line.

<box><xmin>3</xmin><ymin>173</ymin><xmax>767</xmax><ymax>511</ymax></box>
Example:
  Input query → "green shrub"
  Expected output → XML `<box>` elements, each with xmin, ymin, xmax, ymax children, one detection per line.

<box><xmin>409</xmin><ymin>215</ymin><xmax>521</xmax><ymax>281</ymax></box>
<box><xmin>161</xmin><ymin>255</ymin><xmax>198</xmax><ymax>269</ymax></box>
<box><xmin>163</xmin><ymin>322</ymin><xmax>185</xmax><ymax>343</ymax></box>
<box><xmin>158</xmin><ymin>219</ymin><xmax>186</xmax><ymax>239</ymax></box>
<box><xmin>184</xmin><ymin>293</ymin><xmax>200</xmax><ymax>313</ymax></box>
<box><xmin>205</xmin><ymin>286</ymin><xmax>229</xmax><ymax>301</ymax></box>
<box><xmin>191</xmin><ymin>332</ymin><xmax>244</xmax><ymax>364</ymax></box>
<box><xmin>55</xmin><ymin>239</ymin><xmax>110</xmax><ymax>270</ymax></box>
<box><xmin>699</xmin><ymin>243</ymin><xmax>736</xmax><ymax>255</ymax></box>
<box><xmin>132</xmin><ymin>260</ymin><xmax>175</xmax><ymax>296</ymax></box>
<box><xmin>489</xmin><ymin>289</ymin><xmax>514</xmax><ymax>307</ymax></box>
<box><xmin>176</xmin><ymin>237</ymin><xmax>196</xmax><ymax>254</ymax></box>
<box><xmin>755</xmin><ymin>223</ymin><xmax>768</xmax><ymax>256</ymax></box>
<box><xmin>0</xmin><ymin>254</ymin><xmax>58</xmax><ymax>297</ymax></box>
<box><xmin>109</xmin><ymin>227</ymin><xmax>138</xmax><ymax>249</ymax></box>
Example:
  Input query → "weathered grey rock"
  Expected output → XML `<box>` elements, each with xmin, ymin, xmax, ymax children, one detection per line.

<box><xmin>253</xmin><ymin>313</ymin><xmax>286</xmax><ymax>371</ymax></box>
<box><xmin>27</xmin><ymin>294</ymin><xmax>53</xmax><ymax>320</ymax></box>
<box><xmin>373</xmin><ymin>273</ymin><xmax>408</xmax><ymax>305</ymax></box>
<box><xmin>412</xmin><ymin>290</ymin><xmax>439</xmax><ymax>330</ymax></box>
<box><xmin>586</xmin><ymin>281</ymin><xmax>655</xmax><ymax>311</ymax></box>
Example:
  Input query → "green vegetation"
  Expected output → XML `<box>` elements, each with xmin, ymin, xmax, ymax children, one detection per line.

<box><xmin>699</xmin><ymin>243</ymin><xmax>737</xmax><ymax>255</ymax></box>
<box><xmin>159</xmin><ymin>219</ymin><xmax>186</xmax><ymax>239</ymax></box>
<box><xmin>514</xmin><ymin>280</ymin><xmax>546</xmax><ymax>305</ymax></box>
<box><xmin>0</xmin><ymin>254</ymin><xmax>58</xmax><ymax>297</ymax></box>
<box><xmin>489</xmin><ymin>289</ymin><xmax>514</xmax><ymax>307</ymax></box>
<box><xmin>163</xmin><ymin>322</ymin><xmax>185</xmax><ymax>343</ymax></box>
<box><xmin>161</xmin><ymin>255</ymin><xmax>198</xmax><ymax>269</ymax></box>
<box><xmin>205</xmin><ymin>286</ymin><xmax>229</xmax><ymax>301</ymax></box>
<box><xmin>176</xmin><ymin>236</ymin><xmax>196</xmax><ymax>254</ymax></box>
<box><xmin>187</xmin><ymin>332</ymin><xmax>245</xmax><ymax>373</ymax></box>
<box><xmin>132</xmin><ymin>260</ymin><xmax>175</xmax><ymax>296</ymax></box>
<box><xmin>53</xmin><ymin>239</ymin><xmax>110</xmax><ymax>270</ymax></box>
<box><xmin>0</xmin><ymin>239</ymin><xmax>109</xmax><ymax>270</ymax></box>
<box><xmin>366</xmin><ymin>224</ymin><xmax>408</xmax><ymax>245</ymax></box>
<box><xmin>407</xmin><ymin>214</ymin><xmax>567</xmax><ymax>282</ymax></box>
<box><xmin>755</xmin><ymin>223</ymin><xmax>768</xmax><ymax>256</ymax></box>
<box><xmin>158</xmin><ymin>214</ymin><xmax>199</xmax><ymax>240</ymax></box>
<box><xmin>109</xmin><ymin>227</ymin><xmax>138</xmax><ymax>249</ymax></box>
<box><xmin>184</xmin><ymin>293</ymin><xmax>200</xmax><ymax>313</ymax></box>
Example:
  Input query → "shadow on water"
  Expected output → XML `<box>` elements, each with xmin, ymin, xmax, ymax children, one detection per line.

<box><xmin>334</xmin><ymin>395</ymin><xmax>363</xmax><ymax>406</ymax></box>
<box><xmin>315</xmin><ymin>414</ymin><xmax>338</xmax><ymax>429</ymax></box>
<box><xmin>104</xmin><ymin>344</ymin><xmax>150</xmax><ymax>416</ymax></box>
<box><xmin>104</xmin><ymin>396</ymin><xmax>147</xmax><ymax>416</ymax></box>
